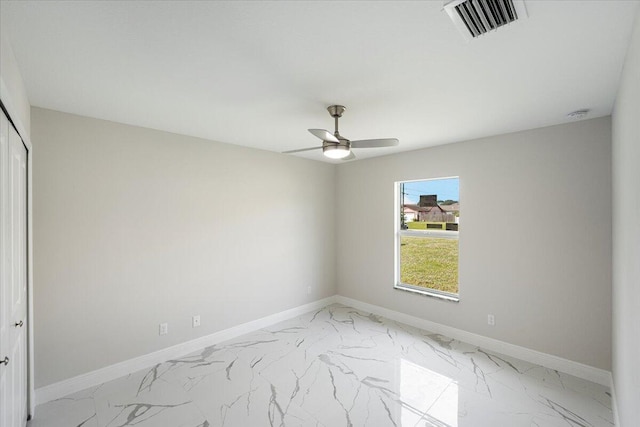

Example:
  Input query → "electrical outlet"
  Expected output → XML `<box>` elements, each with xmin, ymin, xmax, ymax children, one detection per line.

<box><xmin>192</xmin><ymin>315</ymin><xmax>201</xmax><ymax>328</ymax></box>
<box><xmin>307</xmin><ymin>286</ymin><xmax>311</xmax><ymax>295</ymax></box>
<box><xmin>159</xmin><ymin>322</ymin><xmax>168</xmax><ymax>335</ymax></box>
<box><xmin>487</xmin><ymin>314</ymin><xmax>495</xmax><ymax>326</ymax></box>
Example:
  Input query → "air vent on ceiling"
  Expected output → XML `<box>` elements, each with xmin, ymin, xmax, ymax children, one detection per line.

<box><xmin>444</xmin><ymin>0</ymin><xmax>528</xmax><ymax>41</ymax></box>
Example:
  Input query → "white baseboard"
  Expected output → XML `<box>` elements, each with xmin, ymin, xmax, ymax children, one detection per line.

<box><xmin>35</xmin><ymin>296</ymin><xmax>337</xmax><ymax>405</ymax></box>
<box><xmin>36</xmin><ymin>293</ymin><xmax>612</xmax><ymax>407</ymax></box>
<box><xmin>335</xmin><ymin>295</ymin><xmax>612</xmax><ymax>387</ymax></box>
<box><xmin>610</xmin><ymin>374</ymin><xmax>620</xmax><ymax>426</ymax></box>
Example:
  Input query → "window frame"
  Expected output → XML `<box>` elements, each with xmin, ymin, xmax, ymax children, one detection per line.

<box><xmin>394</xmin><ymin>178</ymin><xmax>460</xmax><ymax>302</ymax></box>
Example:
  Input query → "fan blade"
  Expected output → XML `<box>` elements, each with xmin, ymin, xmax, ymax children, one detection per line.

<box><xmin>341</xmin><ymin>152</ymin><xmax>356</xmax><ymax>161</ymax></box>
<box><xmin>308</xmin><ymin>129</ymin><xmax>339</xmax><ymax>143</ymax></box>
<box><xmin>282</xmin><ymin>146</ymin><xmax>323</xmax><ymax>154</ymax></box>
<box><xmin>351</xmin><ymin>138</ymin><xmax>399</xmax><ymax>148</ymax></box>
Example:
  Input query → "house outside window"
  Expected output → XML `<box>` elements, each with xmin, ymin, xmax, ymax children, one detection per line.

<box><xmin>395</xmin><ymin>177</ymin><xmax>460</xmax><ymax>302</ymax></box>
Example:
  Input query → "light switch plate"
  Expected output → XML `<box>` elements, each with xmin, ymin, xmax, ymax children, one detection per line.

<box><xmin>487</xmin><ymin>314</ymin><xmax>495</xmax><ymax>326</ymax></box>
<box><xmin>159</xmin><ymin>322</ymin><xmax>168</xmax><ymax>335</ymax></box>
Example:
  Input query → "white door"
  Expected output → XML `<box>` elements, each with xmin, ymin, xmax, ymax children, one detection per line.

<box><xmin>0</xmin><ymin>110</ymin><xmax>28</xmax><ymax>427</ymax></box>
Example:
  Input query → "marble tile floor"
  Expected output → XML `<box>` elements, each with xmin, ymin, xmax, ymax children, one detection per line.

<box><xmin>28</xmin><ymin>304</ymin><xmax>613</xmax><ymax>427</ymax></box>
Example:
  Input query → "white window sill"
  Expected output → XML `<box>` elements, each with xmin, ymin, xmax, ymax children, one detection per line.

<box><xmin>394</xmin><ymin>284</ymin><xmax>460</xmax><ymax>303</ymax></box>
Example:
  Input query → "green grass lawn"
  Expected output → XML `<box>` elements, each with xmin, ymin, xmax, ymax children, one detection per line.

<box><xmin>400</xmin><ymin>236</ymin><xmax>458</xmax><ymax>294</ymax></box>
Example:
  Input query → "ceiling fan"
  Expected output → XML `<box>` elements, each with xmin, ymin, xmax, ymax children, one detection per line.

<box><xmin>283</xmin><ymin>105</ymin><xmax>399</xmax><ymax>160</ymax></box>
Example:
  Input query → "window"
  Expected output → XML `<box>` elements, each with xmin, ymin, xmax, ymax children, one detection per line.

<box><xmin>395</xmin><ymin>177</ymin><xmax>460</xmax><ymax>301</ymax></box>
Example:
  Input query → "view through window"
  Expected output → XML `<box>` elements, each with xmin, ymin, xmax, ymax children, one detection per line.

<box><xmin>396</xmin><ymin>177</ymin><xmax>460</xmax><ymax>300</ymax></box>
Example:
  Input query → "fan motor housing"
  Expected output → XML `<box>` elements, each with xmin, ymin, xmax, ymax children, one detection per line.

<box><xmin>323</xmin><ymin>136</ymin><xmax>350</xmax><ymax>150</ymax></box>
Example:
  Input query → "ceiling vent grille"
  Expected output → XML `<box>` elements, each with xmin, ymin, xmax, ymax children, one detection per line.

<box><xmin>444</xmin><ymin>0</ymin><xmax>528</xmax><ymax>41</ymax></box>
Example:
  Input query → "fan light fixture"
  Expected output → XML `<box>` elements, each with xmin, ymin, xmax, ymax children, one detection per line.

<box><xmin>323</xmin><ymin>145</ymin><xmax>350</xmax><ymax>159</ymax></box>
<box><xmin>282</xmin><ymin>105</ymin><xmax>399</xmax><ymax>161</ymax></box>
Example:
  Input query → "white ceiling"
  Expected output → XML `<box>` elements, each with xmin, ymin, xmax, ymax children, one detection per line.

<box><xmin>2</xmin><ymin>1</ymin><xmax>638</xmax><ymax>162</ymax></box>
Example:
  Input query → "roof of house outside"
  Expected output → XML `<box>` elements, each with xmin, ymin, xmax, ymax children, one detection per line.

<box><xmin>403</xmin><ymin>204</ymin><xmax>448</xmax><ymax>213</ymax></box>
<box><xmin>440</xmin><ymin>203</ymin><xmax>460</xmax><ymax>212</ymax></box>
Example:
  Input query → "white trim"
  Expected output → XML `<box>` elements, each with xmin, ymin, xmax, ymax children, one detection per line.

<box><xmin>335</xmin><ymin>295</ymin><xmax>612</xmax><ymax>387</ymax></box>
<box><xmin>35</xmin><ymin>293</ymin><xmax>612</xmax><ymax>406</ymax></box>
<box><xmin>26</xmin><ymin>150</ymin><xmax>35</xmax><ymax>417</ymax></box>
<box><xmin>35</xmin><ymin>296</ymin><xmax>337</xmax><ymax>405</ymax></box>
<box><xmin>393</xmin><ymin>284</ymin><xmax>460</xmax><ymax>302</ymax></box>
<box><xmin>610</xmin><ymin>373</ymin><xmax>620</xmax><ymax>426</ymax></box>
<box><xmin>0</xmin><ymin>76</ymin><xmax>35</xmax><ymax>418</ymax></box>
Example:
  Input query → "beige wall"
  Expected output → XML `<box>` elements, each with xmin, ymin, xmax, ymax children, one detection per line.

<box><xmin>31</xmin><ymin>108</ymin><xmax>616</xmax><ymax>388</ymax></box>
<box><xmin>31</xmin><ymin>108</ymin><xmax>336</xmax><ymax>388</ymax></box>
<box><xmin>336</xmin><ymin>117</ymin><xmax>612</xmax><ymax>370</ymax></box>
<box><xmin>612</xmin><ymin>6</ymin><xmax>640</xmax><ymax>426</ymax></box>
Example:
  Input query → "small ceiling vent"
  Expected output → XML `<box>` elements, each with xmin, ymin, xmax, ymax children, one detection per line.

<box><xmin>444</xmin><ymin>0</ymin><xmax>528</xmax><ymax>41</ymax></box>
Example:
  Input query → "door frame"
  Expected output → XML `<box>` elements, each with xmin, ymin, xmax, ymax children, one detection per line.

<box><xmin>0</xmin><ymin>80</ymin><xmax>34</xmax><ymax>419</ymax></box>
